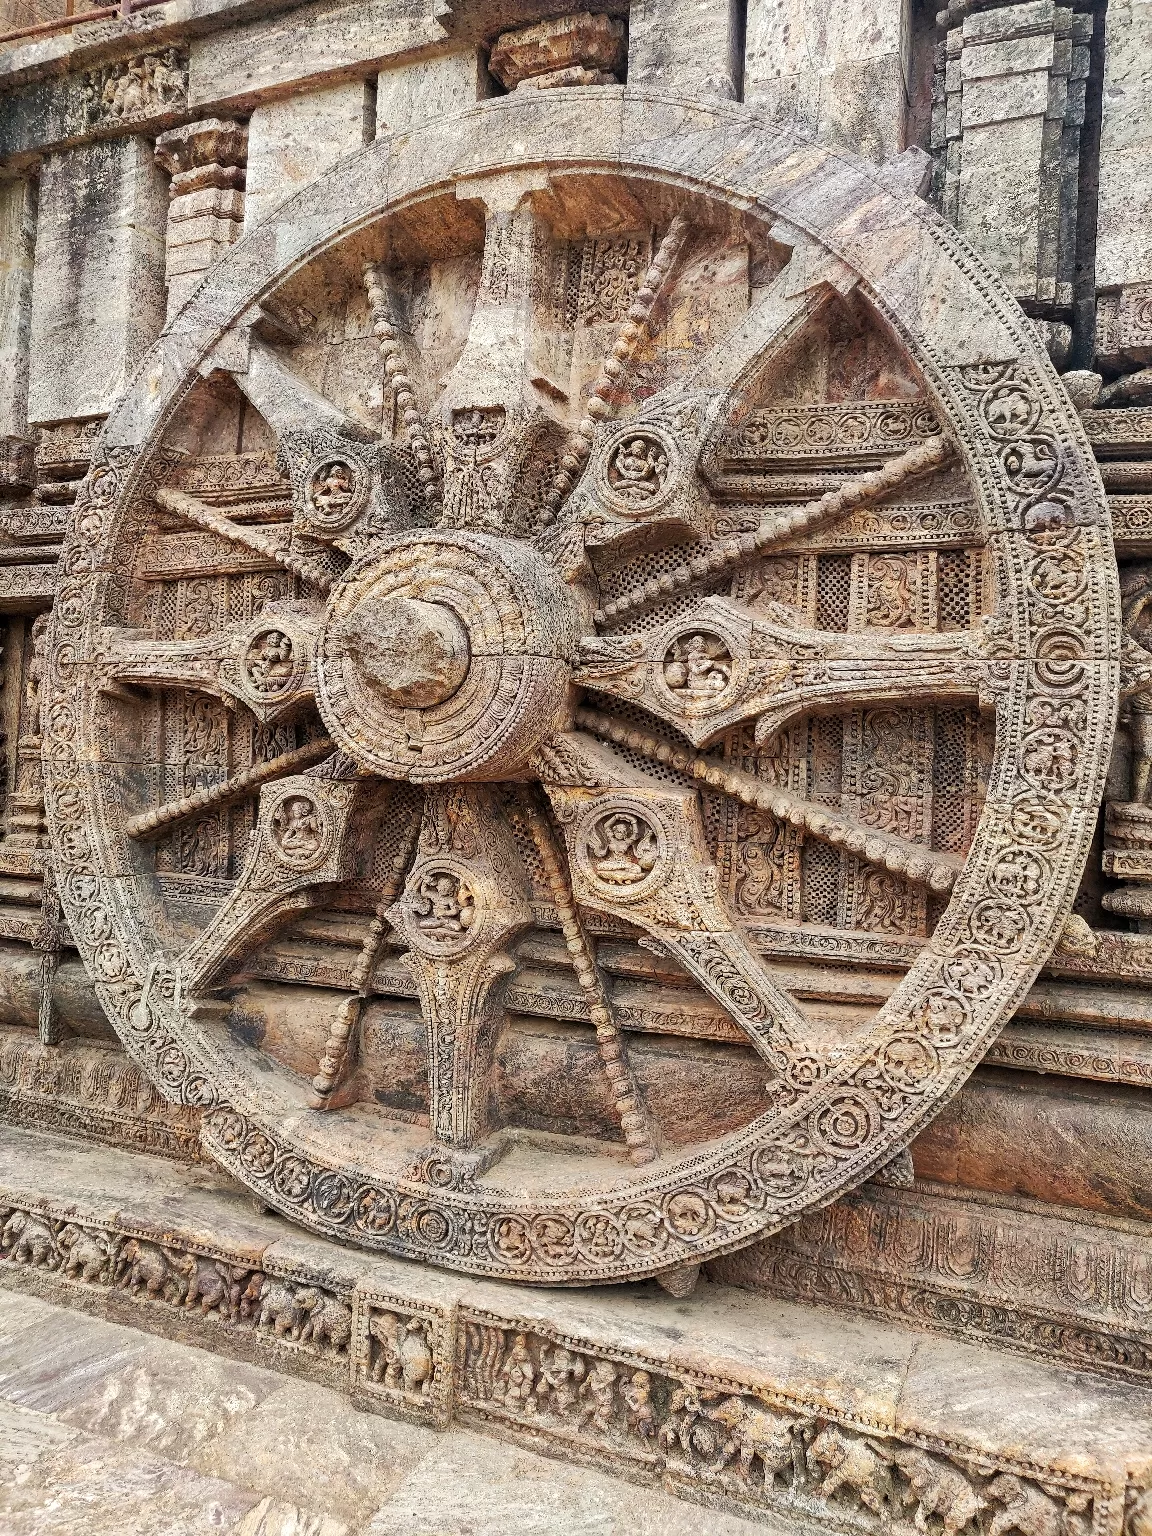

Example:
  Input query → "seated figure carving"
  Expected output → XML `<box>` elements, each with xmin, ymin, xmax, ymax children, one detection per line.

<box><xmin>586</xmin><ymin>811</ymin><xmax>659</xmax><ymax>885</ymax></box>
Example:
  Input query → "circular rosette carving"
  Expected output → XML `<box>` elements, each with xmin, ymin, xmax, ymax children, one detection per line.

<box><xmin>44</xmin><ymin>98</ymin><xmax>1117</xmax><ymax>1288</ymax></box>
<box><xmin>813</xmin><ymin>1092</ymin><xmax>879</xmax><ymax>1156</ymax></box>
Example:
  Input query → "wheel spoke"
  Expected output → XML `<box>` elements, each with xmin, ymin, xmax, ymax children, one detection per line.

<box><xmin>542</xmin><ymin>213</ymin><xmax>694</xmax><ymax>525</ymax></box>
<box><xmin>229</xmin><ymin>335</ymin><xmax>361</xmax><ymax>437</ymax></box>
<box><xmin>518</xmin><ymin>792</ymin><xmax>658</xmax><ymax>1164</ymax></box>
<box><xmin>101</xmin><ymin>604</ymin><xmax>319</xmax><ymax>720</ymax></box>
<box><xmin>575</xmin><ymin>709</ymin><xmax>961</xmax><ymax>892</ymax></box>
<box><xmin>577</xmin><ymin>598</ymin><xmax>985</xmax><ymax>747</ymax></box>
<box><xmin>178</xmin><ymin>761</ymin><xmax>386</xmax><ymax>995</ymax></box>
<box><xmin>125</xmin><ymin>737</ymin><xmax>334</xmax><ymax>842</ymax></box>
<box><xmin>594</xmin><ymin>432</ymin><xmax>955</xmax><ymax>626</ymax></box>
<box><xmin>310</xmin><ymin>803</ymin><xmax>422</xmax><ymax>1109</ymax></box>
<box><xmin>536</xmin><ymin>732</ymin><xmax>807</xmax><ymax>1075</ymax></box>
<box><xmin>386</xmin><ymin>786</ymin><xmax>532</xmax><ymax>1159</ymax></box>
<box><xmin>364</xmin><ymin>262</ymin><xmax>441</xmax><ymax>517</ymax></box>
<box><xmin>155</xmin><ymin>488</ymin><xmax>334</xmax><ymax>592</ymax></box>
<box><xmin>557</xmin><ymin>234</ymin><xmax>857</xmax><ymax>553</ymax></box>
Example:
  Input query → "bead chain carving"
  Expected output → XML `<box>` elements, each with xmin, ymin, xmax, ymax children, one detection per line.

<box><xmin>155</xmin><ymin>488</ymin><xmax>334</xmax><ymax>592</ymax></box>
<box><xmin>542</xmin><ymin>214</ymin><xmax>694</xmax><ymax>525</ymax></box>
<box><xmin>363</xmin><ymin>262</ymin><xmax>442</xmax><ymax>514</ymax></box>
<box><xmin>124</xmin><ymin>737</ymin><xmax>334</xmax><ymax>840</ymax></box>
<box><xmin>310</xmin><ymin>814</ymin><xmax>422</xmax><ymax>1107</ymax></box>
<box><xmin>519</xmin><ymin>794</ymin><xmax>657</xmax><ymax>1165</ymax></box>
<box><xmin>595</xmin><ymin>432</ymin><xmax>955</xmax><ymax>625</ymax></box>
<box><xmin>575</xmin><ymin>707</ymin><xmax>961</xmax><ymax>891</ymax></box>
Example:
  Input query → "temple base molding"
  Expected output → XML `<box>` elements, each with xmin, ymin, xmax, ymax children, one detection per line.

<box><xmin>1</xmin><ymin>1126</ymin><xmax>1148</xmax><ymax>1535</ymax></box>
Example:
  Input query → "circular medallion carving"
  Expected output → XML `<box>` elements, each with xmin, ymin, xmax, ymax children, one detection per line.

<box><xmin>662</xmin><ymin>630</ymin><xmax>734</xmax><ymax>704</ymax></box>
<box><xmin>600</xmin><ymin>427</ymin><xmax>677</xmax><ymax>514</ymax></box>
<box><xmin>576</xmin><ymin>802</ymin><xmax>667</xmax><ymax>900</ymax></box>
<box><xmin>243</xmin><ymin>629</ymin><xmax>299</xmax><ymax>698</ymax></box>
<box><xmin>305</xmin><ymin>456</ymin><xmax>369</xmax><ymax>530</ymax></box>
<box><xmin>403</xmin><ymin>866</ymin><xmax>479</xmax><ymax>956</ymax></box>
<box><xmin>268</xmin><ymin>792</ymin><xmax>330</xmax><ymax>869</ymax></box>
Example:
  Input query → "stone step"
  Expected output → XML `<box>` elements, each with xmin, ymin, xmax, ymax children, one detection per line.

<box><xmin>1</xmin><ymin>1124</ymin><xmax>1150</xmax><ymax>1534</ymax></box>
<box><xmin>0</xmin><ymin>1293</ymin><xmax>770</xmax><ymax>1535</ymax></box>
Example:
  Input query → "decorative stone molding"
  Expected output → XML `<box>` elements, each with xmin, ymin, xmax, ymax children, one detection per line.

<box><xmin>1097</xmin><ymin>285</ymin><xmax>1152</xmax><ymax>373</ymax></box>
<box><xmin>33</xmin><ymin>420</ymin><xmax>103</xmax><ymax>494</ymax></box>
<box><xmin>78</xmin><ymin>48</ymin><xmax>187</xmax><ymax>128</ymax></box>
<box><xmin>155</xmin><ymin>119</ymin><xmax>249</xmax><ymax>318</ymax></box>
<box><xmin>488</xmin><ymin>13</ymin><xmax>625</xmax><ymax>90</ymax></box>
<box><xmin>0</xmin><ymin>1030</ymin><xmax>201</xmax><ymax>1162</ymax></box>
<box><xmin>712</xmin><ymin>1177</ymin><xmax>1152</xmax><ymax>1387</ymax></box>
<box><xmin>932</xmin><ymin>3</ymin><xmax>1092</xmax><ymax>307</ymax></box>
<box><xmin>0</xmin><ymin>1170</ymin><xmax>1134</xmax><ymax>1535</ymax></box>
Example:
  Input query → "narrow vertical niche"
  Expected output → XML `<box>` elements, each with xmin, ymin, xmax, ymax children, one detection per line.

<box><xmin>363</xmin><ymin>77</ymin><xmax>379</xmax><ymax>146</ymax></box>
<box><xmin>730</xmin><ymin>0</ymin><xmax>748</xmax><ymax>102</ymax></box>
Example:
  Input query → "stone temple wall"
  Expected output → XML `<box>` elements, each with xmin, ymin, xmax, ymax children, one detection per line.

<box><xmin>2</xmin><ymin>1</ymin><xmax>1152</xmax><ymax>1531</ymax></box>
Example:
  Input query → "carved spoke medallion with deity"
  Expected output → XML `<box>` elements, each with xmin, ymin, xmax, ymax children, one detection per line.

<box><xmin>45</xmin><ymin>96</ymin><xmax>1117</xmax><ymax>1284</ymax></box>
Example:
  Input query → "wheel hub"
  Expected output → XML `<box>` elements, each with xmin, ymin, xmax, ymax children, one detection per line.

<box><xmin>315</xmin><ymin>528</ymin><xmax>582</xmax><ymax>782</ymax></box>
<box><xmin>335</xmin><ymin>593</ymin><xmax>471</xmax><ymax>711</ymax></box>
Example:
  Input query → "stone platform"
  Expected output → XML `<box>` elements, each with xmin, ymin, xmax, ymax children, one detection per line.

<box><xmin>1</xmin><ymin>1127</ymin><xmax>1151</xmax><ymax>1534</ymax></box>
<box><xmin>0</xmin><ymin>1292</ymin><xmax>769</xmax><ymax>1535</ymax></box>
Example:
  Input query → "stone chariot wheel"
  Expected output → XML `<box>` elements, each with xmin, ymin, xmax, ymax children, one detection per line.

<box><xmin>45</xmin><ymin>93</ymin><xmax>1118</xmax><ymax>1285</ymax></box>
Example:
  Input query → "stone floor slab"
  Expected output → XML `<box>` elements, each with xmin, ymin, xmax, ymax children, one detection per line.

<box><xmin>0</xmin><ymin>1293</ymin><xmax>775</xmax><ymax>1535</ymax></box>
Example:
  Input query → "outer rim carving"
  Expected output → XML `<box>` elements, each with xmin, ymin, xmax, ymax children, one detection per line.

<box><xmin>44</xmin><ymin>90</ymin><xmax>1119</xmax><ymax>1285</ymax></box>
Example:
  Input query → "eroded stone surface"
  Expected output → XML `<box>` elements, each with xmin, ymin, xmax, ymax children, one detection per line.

<box><xmin>0</xmin><ymin>0</ymin><xmax>1151</xmax><ymax>1521</ymax></box>
<box><xmin>0</xmin><ymin>1290</ymin><xmax>776</xmax><ymax>1536</ymax></box>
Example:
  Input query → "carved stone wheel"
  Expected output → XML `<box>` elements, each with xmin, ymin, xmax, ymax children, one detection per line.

<box><xmin>46</xmin><ymin>95</ymin><xmax>1119</xmax><ymax>1285</ymax></box>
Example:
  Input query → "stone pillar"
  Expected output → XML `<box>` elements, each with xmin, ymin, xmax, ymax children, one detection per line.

<box><xmin>1095</xmin><ymin>0</ymin><xmax>1152</xmax><ymax>370</ymax></box>
<box><xmin>0</xmin><ymin>179</ymin><xmax>35</xmax><ymax>497</ymax></box>
<box><xmin>744</xmin><ymin>0</ymin><xmax>912</xmax><ymax>160</ymax></box>
<box><xmin>376</xmin><ymin>50</ymin><xmax>489</xmax><ymax>135</ymax></box>
<box><xmin>933</xmin><ymin>1</ymin><xmax>1089</xmax><ymax>308</ymax></box>
<box><xmin>26</xmin><ymin>137</ymin><xmax>168</xmax><ymax>427</ymax></box>
<box><xmin>154</xmin><ymin>120</ymin><xmax>248</xmax><ymax>320</ymax></box>
<box><xmin>243</xmin><ymin>81</ymin><xmax>372</xmax><ymax>231</ymax></box>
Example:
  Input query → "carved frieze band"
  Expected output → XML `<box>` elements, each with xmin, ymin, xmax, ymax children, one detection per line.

<box><xmin>0</xmin><ymin>1030</ymin><xmax>201</xmax><ymax>1162</ymax></box>
<box><xmin>0</xmin><ymin>1189</ymin><xmax>1128</xmax><ymax>1536</ymax></box>
<box><xmin>714</xmin><ymin>1179</ymin><xmax>1152</xmax><ymax>1386</ymax></box>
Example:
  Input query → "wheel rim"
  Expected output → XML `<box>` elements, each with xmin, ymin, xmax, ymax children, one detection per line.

<box><xmin>44</xmin><ymin>92</ymin><xmax>1119</xmax><ymax>1284</ymax></box>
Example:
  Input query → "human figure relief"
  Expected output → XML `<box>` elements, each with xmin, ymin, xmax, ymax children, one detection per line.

<box><xmin>245</xmin><ymin>631</ymin><xmax>294</xmax><ymax>693</ymax></box>
<box><xmin>608</xmin><ymin>436</ymin><xmax>669</xmax><ymax>505</ymax></box>
<box><xmin>586</xmin><ymin>812</ymin><xmax>659</xmax><ymax>886</ymax></box>
<box><xmin>410</xmin><ymin>871</ymin><xmax>475</xmax><ymax>935</ymax></box>
<box><xmin>664</xmin><ymin>632</ymin><xmax>733</xmax><ymax>697</ymax></box>
<box><xmin>535</xmin><ymin>1344</ymin><xmax>586</xmax><ymax>1416</ymax></box>
<box><xmin>271</xmin><ymin>796</ymin><xmax>325</xmax><ymax>862</ymax></box>
<box><xmin>310</xmin><ymin>461</ymin><xmax>356</xmax><ymax>520</ymax></box>
<box><xmin>496</xmin><ymin>1332</ymin><xmax>537</xmax><ymax>1412</ymax></box>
